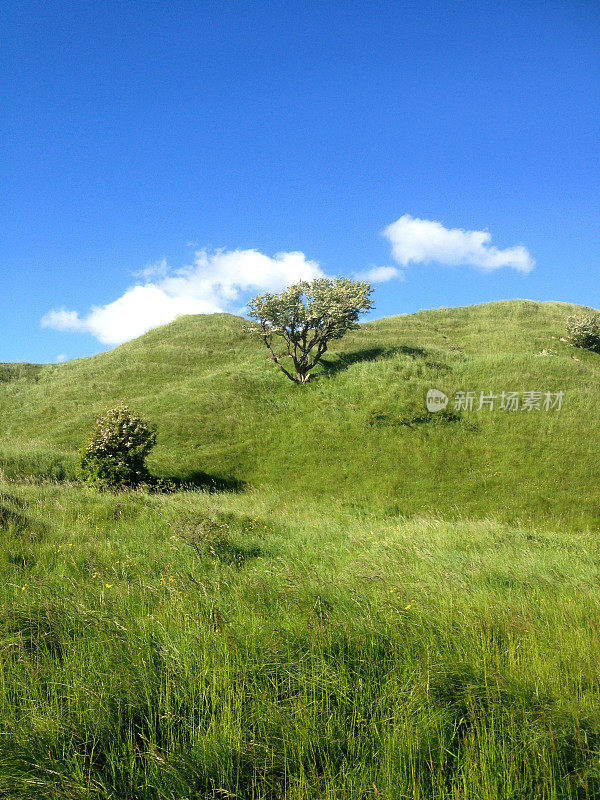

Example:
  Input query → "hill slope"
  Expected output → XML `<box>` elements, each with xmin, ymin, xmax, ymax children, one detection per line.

<box><xmin>1</xmin><ymin>299</ymin><xmax>599</xmax><ymax>530</ymax></box>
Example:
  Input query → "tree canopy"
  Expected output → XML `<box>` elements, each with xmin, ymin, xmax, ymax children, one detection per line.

<box><xmin>247</xmin><ymin>277</ymin><xmax>374</xmax><ymax>384</ymax></box>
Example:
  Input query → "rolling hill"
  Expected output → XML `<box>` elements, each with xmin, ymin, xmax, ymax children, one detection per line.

<box><xmin>2</xmin><ymin>299</ymin><xmax>600</xmax><ymax>798</ymax></box>
<box><xmin>1</xmin><ymin>299</ymin><xmax>598</xmax><ymax>530</ymax></box>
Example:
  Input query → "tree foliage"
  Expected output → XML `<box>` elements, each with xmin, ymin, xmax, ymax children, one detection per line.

<box><xmin>78</xmin><ymin>404</ymin><xmax>156</xmax><ymax>489</ymax></box>
<box><xmin>566</xmin><ymin>313</ymin><xmax>600</xmax><ymax>352</ymax></box>
<box><xmin>247</xmin><ymin>278</ymin><xmax>374</xmax><ymax>383</ymax></box>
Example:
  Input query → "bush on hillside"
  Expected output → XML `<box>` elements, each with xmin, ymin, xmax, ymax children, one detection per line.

<box><xmin>77</xmin><ymin>404</ymin><xmax>156</xmax><ymax>490</ymax></box>
<box><xmin>566</xmin><ymin>313</ymin><xmax>600</xmax><ymax>351</ymax></box>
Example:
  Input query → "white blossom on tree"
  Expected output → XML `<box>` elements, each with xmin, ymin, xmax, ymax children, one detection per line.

<box><xmin>247</xmin><ymin>278</ymin><xmax>374</xmax><ymax>384</ymax></box>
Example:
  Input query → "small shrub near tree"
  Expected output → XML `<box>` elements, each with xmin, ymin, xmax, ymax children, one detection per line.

<box><xmin>566</xmin><ymin>313</ymin><xmax>600</xmax><ymax>352</ymax></box>
<box><xmin>78</xmin><ymin>404</ymin><xmax>156</xmax><ymax>490</ymax></box>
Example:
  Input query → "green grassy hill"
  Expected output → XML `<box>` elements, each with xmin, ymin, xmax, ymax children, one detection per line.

<box><xmin>2</xmin><ymin>299</ymin><xmax>600</xmax><ymax>798</ymax></box>
<box><xmin>1</xmin><ymin>299</ymin><xmax>598</xmax><ymax>530</ymax></box>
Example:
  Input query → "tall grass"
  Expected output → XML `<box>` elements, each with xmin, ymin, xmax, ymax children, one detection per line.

<box><xmin>0</xmin><ymin>483</ymin><xmax>599</xmax><ymax>798</ymax></box>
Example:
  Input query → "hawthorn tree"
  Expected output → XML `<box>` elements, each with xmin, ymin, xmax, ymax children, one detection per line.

<box><xmin>247</xmin><ymin>277</ymin><xmax>374</xmax><ymax>384</ymax></box>
<box><xmin>78</xmin><ymin>404</ymin><xmax>157</xmax><ymax>489</ymax></box>
<box><xmin>566</xmin><ymin>313</ymin><xmax>600</xmax><ymax>352</ymax></box>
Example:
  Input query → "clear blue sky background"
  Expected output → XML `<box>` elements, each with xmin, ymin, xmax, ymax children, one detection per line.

<box><xmin>2</xmin><ymin>0</ymin><xmax>598</xmax><ymax>363</ymax></box>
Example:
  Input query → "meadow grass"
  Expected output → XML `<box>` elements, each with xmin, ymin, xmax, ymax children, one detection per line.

<box><xmin>1</xmin><ymin>299</ymin><xmax>600</xmax><ymax>797</ymax></box>
<box><xmin>0</xmin><ymin>483</ymin><xmax>599</xmax><ymax>798</ymax></box>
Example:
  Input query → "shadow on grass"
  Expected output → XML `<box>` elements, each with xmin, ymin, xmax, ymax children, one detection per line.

<box><xmin>395</xmin><ymin>344</ymin><xmax>429</xmax><ymax>358</ymax></box>
<box><xmin>0</xmin><ymin>493</ymin><xmax>47</xmax><ymax>539</ymax></box>
<box><xmin>0</xmin><ymin>363</ymin><xmax>43</xmax><ymax>383</ymax></box>
<box><xmin>194</xmin><ymin>538</ymin><xmax>263</xmax><ymax>566</ymax></box>
<box><xmin>162</xmin><ymin>471</ymin><xmax>246</xmax><ymax>493</ymax></box>
<box><xmin>319</xmin><ymin>345</ymin><xmax>422</xmax><ymax>376</ymax></box>
<box><xmin>172</xmin><ymin>514</ymin><xmax>265</xmax><ymax>568</ymax></box>
<box><xmin>319</xmin><ymin>344</ymin><xmax>453</xmax><ymax>381</ymax></box>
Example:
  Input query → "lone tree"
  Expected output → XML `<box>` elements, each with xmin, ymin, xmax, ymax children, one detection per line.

<box><xmin>247</xmin><ymin>277</ymin><xmax>374</xmax><ymax>384</ymax></box>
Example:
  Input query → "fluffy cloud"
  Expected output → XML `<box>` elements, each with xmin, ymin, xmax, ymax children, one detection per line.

<box><xmin>383</xmin><ymin>215</ymin><xmax>534</xmax><ymax>273</ymax></box>
<box><xmin>41</xmin><ymin>217</ymin><xmax>534</xmax><ymax>348</ymax></box>
<box><xmin>41</xmin><ymin>248</ymin><xmax>325</xmax><ymax>345</ymax></box>
<box><xmin>356</xmin><ymin>265</ymin><xmax>403</xmax><ymax>283</ymax></box>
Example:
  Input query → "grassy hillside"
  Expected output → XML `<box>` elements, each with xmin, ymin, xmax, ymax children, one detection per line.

<box><xmin>1</xmin><ymin>299</ymin><xmax>600</xmax><ymax>798</ymax></box>
<box><xmin>1</xmin><ymin>299</ymin><xmax>598</xmax><ymax>530</ymax></box>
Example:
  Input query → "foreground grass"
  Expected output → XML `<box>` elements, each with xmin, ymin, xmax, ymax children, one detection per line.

<box><xmin>1</xmin><ymin>483</ymin><xmax>599</xmax><ymax>798</ymax></box>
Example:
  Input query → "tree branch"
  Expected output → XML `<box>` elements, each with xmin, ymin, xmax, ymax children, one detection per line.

<box><xmin>262</xmin><ymin>332</ymin><xmax>297</xmax><ymax>383</ymax></box>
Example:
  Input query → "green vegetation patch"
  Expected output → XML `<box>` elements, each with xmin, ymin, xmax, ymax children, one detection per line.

<box><xmin>0</xmin><ymin>485</ymin><xmax>598</xmax><ymax>797</ymax></box>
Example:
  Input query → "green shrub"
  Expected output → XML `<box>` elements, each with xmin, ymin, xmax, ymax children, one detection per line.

<box><xmin>77</xmin><ymin>404</ymin><xmax>156</xmax><ymax>490</ymax></box>
<box><xmin>566</xmin><ymin>313</ymin><xmax>600</xmax><ymax>351</ymax></box>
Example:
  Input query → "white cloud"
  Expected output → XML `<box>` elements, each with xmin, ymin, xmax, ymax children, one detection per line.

<box><xmin>132</xmin><ymin>258</ymin><xmax>170</xmax><ymax>280</ymax></box>
<box><xmin>56</xmin><ymin>353</ymin><xmax>68</xmax><ymax>363</ymax></box>
<box><xmin>41</xmin><ymin>248</ymin><xmax>325</xmax><ymax>346</ymax></box>
<box><xmin>356</xmin><ymin>265</ymin><xmax>403</xmax><ymax>283</ymax></box>
<box><xmin>383</xmin><ymin>215</ymin><xmax>534</xmax><ymax>273</ymax></box>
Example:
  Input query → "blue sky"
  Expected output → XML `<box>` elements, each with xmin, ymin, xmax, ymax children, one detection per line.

<box><xmin>2</xmin><ymin>0</ymin><xmax>599</xmax><ymax>363</ymax></box>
